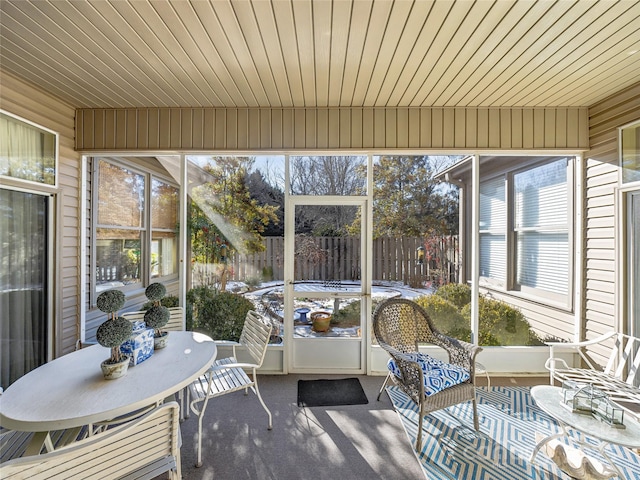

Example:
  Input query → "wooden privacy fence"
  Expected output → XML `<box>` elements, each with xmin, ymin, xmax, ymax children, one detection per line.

<box><xmin>194</xmin><ymin>235</ymin><xmax>459</xmax><ymax>288</ymax></box>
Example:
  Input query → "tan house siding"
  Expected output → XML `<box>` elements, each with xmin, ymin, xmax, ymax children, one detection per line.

<box><xmin>584</xmin><ymin>82</ymin><xmax>640</xmax><ymax>364</ymax></box>
<box><xmin>0</xmin><ymin>71</ymin><xmax>80</xmax><ymax>358</ymax></box>
<box><xmin>76</xmin><ymin>107</ymin><xmax>589</xmax><ymax>151</ymax></box>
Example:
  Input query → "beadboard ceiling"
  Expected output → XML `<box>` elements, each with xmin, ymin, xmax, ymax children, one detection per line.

<box><xmin>1</xmin><ymin>0</ymin><xmax>639</xmax><ymax>109</ymax></box>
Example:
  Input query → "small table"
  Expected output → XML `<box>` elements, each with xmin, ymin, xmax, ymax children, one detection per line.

<box><xmin>0</xmin><ymin>331</ymin><xmax>216</xmax><ymax>437</ymax></box>
<box><xmin>530</xmin><ymin>385</ymin><xmax>640</xmax><ymax>476</ymax></box>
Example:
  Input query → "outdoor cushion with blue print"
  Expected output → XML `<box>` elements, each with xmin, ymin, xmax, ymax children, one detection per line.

<box><xmin>387</xmin><ymin>352</ymin><xmax>470</xmax><ymax>396</ymax></box>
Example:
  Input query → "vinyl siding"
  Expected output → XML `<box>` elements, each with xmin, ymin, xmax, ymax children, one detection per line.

<box><xmin>76</xmin><ymin>107</ymin><xmax>589</xmax><ymax>151</ymax></box>
<box><xmin>0</xmin><ymin>71</ymin><xmax>80</xmax><ymax>358</ymax></box>
<box><xmin>583</xmin><ymin>82</ymin><xmax>640</xmax><ymax>365</ymax></box>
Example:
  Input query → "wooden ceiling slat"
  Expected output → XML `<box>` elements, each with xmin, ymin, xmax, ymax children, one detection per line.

<box><xmin>506</xmin><ymin>4</ymin><xmax>640</xmax><ymax>106</ymax></box>
<box><xmin>392</xmin><ymin>0</ymin><xmax>458</xmax><ymax>106</ymax></box>
<box><xmin>271</xmin><ymin>0</ymin><xmax>305</xmax><ymax>106</ymax></box>
<box><xmin>64</xmin><ymin>0</ymin><xmax>187</xmax><ymax>107</ymax></box>
<box><xmin>400</xmin><ymin>1</ymin><xmax>476</xmax><ymax>106</ymax></box>
<box><xmin>0</xmin><ymin>2</ymin><xmax>136</xmax><ymax>107</ymax></box>
<box><xmin>80</xmin><ymin>0</ymin><xmax>200</xmax><ymax>106</ymax></box>
<box><xmin>1</xmin><ymin>0</ymin><xmax>637</xmax><ymax>109</ymax></box>
<box><xmin>449</xmin><ymin>1</ymin><xmax>572</xmax><ymax>107</ymax></box>
<box><xmin>441</xmin><ymin>0</ymin><xmax>554</xmax><ymax>106</ymax></box>
<box><xmin>470</xmin><ymin>2</ymin><xmax>606</xmax><ymax>105</ymax></box>
<box><xmin>362</xmin><ymin>0</ymin><xmax>413</xmax><ymax>106</ymax></box>
<box><xmin>230</xmin><ymin>0</ymin><xmax>282</xmax><ymax>107</ymax></box>
<box><xmin>327</xmin><ymin>0</ymin><xmax>352</xmax><ymax>106</ymax></box>
<box><xmin>415</xmin><ymin>0</ymin><xmax>498</xmax><ymax>106</ymax></box>
<box><xmin>123</xmin><ymin>0</ymin><xmax>213</xmax><ymax>106</ymax></box>
<box><xmin>206</xmin><ymin>0</ymin><xmax>268</xmax><ymax>107</ymax></box>
<box><xmin>350</xmin><ymin>0</ymin><xmax>394</xmax><ymax>106</ymax></box>
<box><xmin>312</xmin><ymin>0</ymin><xmax>333</xmax><ymax>107</ymax></box>
<box><xmin>425</xmin><ymin>0</ymin><xmax>516</xmax><ymax>106</ymax></box>
<box><xmin>154</xmin><ymin>0</ymin><xmax>240</xmax><ymax>107</ymax></box>
<box><xmin>480</xmin><ymin>1</ymin><xmax>629</xmax><ymax>106</ymax></box>
<box><xmin>291</xmin><ymin>0</ymin><xmax>316</xmax><ymax>107</ymax></box>
<box><xmin>373</xmin><ymin>0</ymin><xmax>433</xmax><ymax>106</ymax></box>
<box><xmin>339</xmin><ymin>0</ymin><xmax>374</xmax><ymax>106</ymax></box>
<box><xmin>251</xmin><ymin>1</ymin><xmax>293</xmax><ymax>107</ymax></box>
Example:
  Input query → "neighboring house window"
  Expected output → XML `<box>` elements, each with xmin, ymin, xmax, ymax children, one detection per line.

<box><xmin>94</xmin><ymin>158</ymin><xmax>178</xmax><ymax>297</ymax></box>
<box><xmin>514</xmin><ymin>159</ymin><xmax>569</xmax><ymax>298</ymax></box>
<box><xmin>621</xmin><ymin>121</ymin><xmax>640</xmax><ymax>184</ymax></box>
<box><xmin>479</xmin><ymin>176</ymin><xmax>506</xmax><ymax>287</ymax></box>
<box><xmin>478</xmin><ymin>157</ymin><xmax>572</xmax><ymax>306</ymax></box>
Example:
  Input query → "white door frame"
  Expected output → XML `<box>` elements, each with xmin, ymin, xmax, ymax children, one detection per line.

<box><xmin>284</xmin><ymin>196</ymin><xmax>370</xmax><ymax>373</ymax></box>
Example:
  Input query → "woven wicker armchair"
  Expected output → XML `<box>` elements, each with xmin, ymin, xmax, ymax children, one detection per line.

<box><xmin>373</xmin><ymin>298</ymin><xmax>482</xmax><ymax>451</ymax></box>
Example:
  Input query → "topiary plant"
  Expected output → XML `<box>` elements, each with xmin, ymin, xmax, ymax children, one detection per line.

<box><xmin>144</xmin><ymin>304</ymin><xmax>170</xmax><ymax>336</ymax></box>
<box><xmin>96</xmin><ymin>315</ymin><xmax>133</xmax><ymax>364</ymax></box>
<box><xmin>95</xmin><ymin>289</ymin><xmax>132</xmax><ymax>364</ymax></box>
<box><xmin>145</xmin><ymin>282</ymin><xmax>166</xmax><ymax>303</ymax></box>
<box><xmin>144</xmin><ymin>282</ymin><xmax>170</xmax><ymax>337</ymax></box>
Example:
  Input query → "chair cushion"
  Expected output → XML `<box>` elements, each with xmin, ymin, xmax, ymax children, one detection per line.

<box><xmin>387</xmin><ymin>353</ymin><xmax>470</xmax><ymax>396</ymax></box>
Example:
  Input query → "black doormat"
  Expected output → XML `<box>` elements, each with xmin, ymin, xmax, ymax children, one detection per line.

<box><xmin>297</xmin><ymin>378</ymin><xmax>369</xmax><ymax>407</ymax></box>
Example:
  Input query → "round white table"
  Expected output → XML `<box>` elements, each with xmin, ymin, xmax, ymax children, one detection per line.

<box><xmin>0</xmin><ymin>331</ymin><xmax>216</xmax><ymax>432</ymax></box>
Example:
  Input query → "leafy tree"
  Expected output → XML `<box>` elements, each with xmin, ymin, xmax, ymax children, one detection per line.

<box><xmin>189</xmin><ymin>156</ymin><xmax>279</xmax><ymax>289</ymax></box>
<box><xmin>372</xmin><ymin>155</ymin><xmax>458</xmax><ymax>238</ymax></box>
<box><xmin>246</xmin><ymin>170</ymin><xmax>284</xmax><ymax>236</ymax></box>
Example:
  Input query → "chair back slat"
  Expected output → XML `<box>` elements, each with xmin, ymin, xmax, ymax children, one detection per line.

<box><xmin>0</xmin><ymin>403</ymin><xmax>180</xmax><ymax>480</ymax></box>
<box><xmin>122</xmin><ymin>307</ymin><xmax>184</xmax><ymax>332</ymax></box>
<box><xmin>239</xmin><ymin>310</ymin><xmax>272</xmax><ymax>366</ymax></box>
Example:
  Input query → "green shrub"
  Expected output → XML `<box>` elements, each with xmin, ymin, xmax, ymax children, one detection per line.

<box><xmin>461</xmin><ymin>297</ymin><xmax>540</xmax><ymax>346</ymax></box>
<box><xmin>414</xmin><ymin>294</ymin><xmax>465</xmax><ymax>335</ymax></box>
<box><xmin>187</xmin><ymin>287</ymin><xmax>254</xmax><ymax>342</ymax></box>
<box><xmin>434</xmin><ymin>283</ymin><xmax>471</xmax><ymax>310</ymax></box>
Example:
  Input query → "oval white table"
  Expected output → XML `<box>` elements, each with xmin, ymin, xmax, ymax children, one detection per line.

<box><xmin>0</xmin><ymin>331</ymin><xmax>216</xmax><ymax>433</ymax></box>
<box><xmin>530</xmin><ymin>385</ymin><xmax>640</xmax><ymax>477</ymax></box>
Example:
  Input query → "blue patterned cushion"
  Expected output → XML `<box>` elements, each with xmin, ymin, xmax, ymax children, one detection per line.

<box><xmin>387</xmin><ymin>353</ymin><xmax>470</xmax><ymax>396</ymax></box>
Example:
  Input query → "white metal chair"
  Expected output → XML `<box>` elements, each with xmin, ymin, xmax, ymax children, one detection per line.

<box><xmin>546</xmin><ymin>331</ymin><xmax>640</xmax><ymax>413</ymax></box>
<box><xmin>189</xmin><ymin>310</ymin><xmax>273</xmax><ymax>467</ymax></box>
<box><xmin>122</xmin><ymin>306</ymin><xmax>184</xmax><ymax>332</ymax></box>
<box><xmin>122</xmin><ymin>307</ymin><xmax>189</xmax><ymax>419</ymax></box>
<box><xmin>0</xmin><ymin>402</ymin><xmax>181</xmax><ymax>479</ymax></box>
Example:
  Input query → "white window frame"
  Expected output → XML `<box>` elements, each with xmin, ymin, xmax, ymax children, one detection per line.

<box><xmin>477</xmin><ymin>157</ymin><xmax>574</xmax><ymax>309</ymax></box>
<box><xmin>91</xmin><ymin>157</ymin><xmax>179</xmax><ymax>305</ymax></box>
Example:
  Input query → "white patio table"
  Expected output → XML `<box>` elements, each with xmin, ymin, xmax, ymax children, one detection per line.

<box><xmin>0</xmin><ymin>331</ymin><xmax>216</xmax><ymax>438</ymax></box>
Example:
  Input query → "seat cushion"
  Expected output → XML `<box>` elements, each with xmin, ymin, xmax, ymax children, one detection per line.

<box><xmin>387</xmin><ymin>353</ymin><xmax>470</xmax><ymax>396</ymax></box>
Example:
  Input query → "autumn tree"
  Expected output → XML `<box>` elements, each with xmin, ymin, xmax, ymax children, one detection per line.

<box><xmin>189</xmin><ymin>156</ymin><xmax>279</xmax><ymax>289</ymax></box>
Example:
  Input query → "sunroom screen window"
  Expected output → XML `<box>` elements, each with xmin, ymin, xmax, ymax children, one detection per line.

<box><xmin>514</xmin><ymin>159</ymin><xmax>568</xmax><ymax>294</ymax></box>
<box><xmin>479</xmin><ymin>176</ymin><xmax>506</xmax><ymax>284</ymax></box>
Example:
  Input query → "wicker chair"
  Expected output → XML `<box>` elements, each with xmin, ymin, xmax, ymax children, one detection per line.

<box><xmin>373</xmin><ymin>298</ymin><xmax>482</xmax><ymax>451</ymax></box>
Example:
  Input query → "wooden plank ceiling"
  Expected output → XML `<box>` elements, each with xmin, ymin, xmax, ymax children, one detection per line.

<box><xmin>1</xmin><ymin>0</ymin><xmax>639</xmax><ymax>109</ymax></box>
